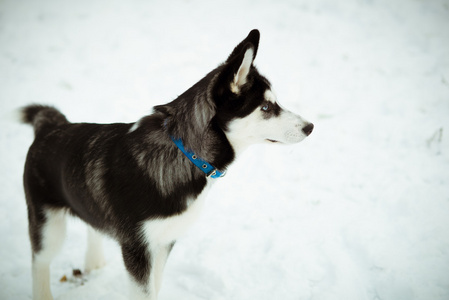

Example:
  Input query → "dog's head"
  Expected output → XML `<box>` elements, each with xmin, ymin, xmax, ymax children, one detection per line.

<box><xmin>213</xmin><ymin>30</ymin><xmax>313</xmax><ymax>152</ymax></box>
<box><xmin>156</xmin><ymin>30</ymin><xmax>313</xmax><ymax>154</ymax></box>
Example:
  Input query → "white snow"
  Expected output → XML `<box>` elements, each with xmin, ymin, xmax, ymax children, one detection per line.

<box><xmin>1</xmin><ymin>0</ymin><xmax>449</xmax><ymax>299</ymax></box>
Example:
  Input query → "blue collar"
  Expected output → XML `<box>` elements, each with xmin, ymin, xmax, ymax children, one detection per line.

<box><xmin>169</xmin><ymin>136</ymin><xmax>226</xmax><ymax>179</ymax></box>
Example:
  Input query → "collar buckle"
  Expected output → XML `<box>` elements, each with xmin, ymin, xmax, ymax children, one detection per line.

<box><xmin>207</xmin><ymin>169</ymin><xmax>226</xmax><ymax>178</ymax></box>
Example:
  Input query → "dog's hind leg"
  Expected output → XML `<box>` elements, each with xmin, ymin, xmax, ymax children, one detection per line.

<box><xmin>29</xmin><ymin>208</ymin><xmax>67</xmax><ymax>300</ymax></box>
<box><xmin>84</xmin><ymin>226</ymin><xmax>106</xmax><ymax>272</ymax></box>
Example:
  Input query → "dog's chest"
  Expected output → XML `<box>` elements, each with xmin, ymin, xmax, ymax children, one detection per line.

<box><xmin>141</xmin><ymin>182</ymin><xmax>212</xmax><ymax>246</ymax></box>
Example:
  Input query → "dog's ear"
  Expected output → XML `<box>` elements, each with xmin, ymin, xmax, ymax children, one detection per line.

<box><xmin>230</xmin><ymin>45</ymin><xmax>255</xmax><ymax>93</ymax></box>
<box><xmin>224</xmin><ymin>30</ymin><xmax>260</xmax><ymax>94</ymax></box>
<box><xmin>226</xmin><ymin>29</ymin><xmax>260</xmax><ymax>63</ymax></box>
<box><xmin>214</xmin><ymin>30</ymin><xmax>261</xmax><ymax>96</ymax></box>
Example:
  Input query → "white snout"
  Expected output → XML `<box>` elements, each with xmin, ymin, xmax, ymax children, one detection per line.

<box><xmin>266</xmin><ymin>110</ymin><xmax>313</xmax><ymax>144</ymax></box>
<box><xmin>225</xmin><ymin>107</ymin><xmax>313</xmax><ymax>153</ymax></box>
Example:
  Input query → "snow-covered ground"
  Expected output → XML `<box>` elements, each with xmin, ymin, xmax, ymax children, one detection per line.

<box><xmin>1</xmin><ymin>0</ymin><xmax>449</xmax><ymax>299</ymax></box>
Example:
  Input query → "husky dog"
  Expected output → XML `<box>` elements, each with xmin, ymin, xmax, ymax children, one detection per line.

<box><xmin>22</xmin><ymin>29</ymin><xmax>313</xmax><ymax>300</ymax></box>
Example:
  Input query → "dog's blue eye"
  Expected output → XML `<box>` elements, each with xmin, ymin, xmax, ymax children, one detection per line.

<box><xmin>262</xmin><ymin>104</ymin><xmax>270</xmax><ymax>111</ymax></box>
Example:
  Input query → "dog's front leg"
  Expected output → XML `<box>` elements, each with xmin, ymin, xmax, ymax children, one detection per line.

<box><xmin>121</xmin><ymin>239</ymin><xmax>157</xmax><ymax>300</ymax></box>
<box><xmin>153</xmin><ymin>242</ymin><xmax>175</xmax><ymax>295</ymax></box>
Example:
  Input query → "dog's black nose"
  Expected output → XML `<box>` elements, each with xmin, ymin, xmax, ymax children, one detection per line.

<box><xmin>302</xmin><ymin>123</ymin><xmax>314</xmax><ymax>136</ymax></box>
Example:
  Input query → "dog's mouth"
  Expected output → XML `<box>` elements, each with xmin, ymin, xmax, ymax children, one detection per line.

<box><xmin>266</xmin><ymin>139</ymin><xmax>280</xmax><ymax>143</ymax></box>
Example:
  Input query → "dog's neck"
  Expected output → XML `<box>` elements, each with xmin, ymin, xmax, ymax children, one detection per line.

<box><xmin>224</xmin><ymin>133</ymin><xmax>251</xmax><ymax>157</ymax></box>
<box><xmin>169</xmin><ymin>134</ymin><xmax>226</xmax><ymax>178</ymax></box>
<box><xmin>164</xmin><ymin>117</ymin><xmax>235</xmax><ymax>175</ymax></box>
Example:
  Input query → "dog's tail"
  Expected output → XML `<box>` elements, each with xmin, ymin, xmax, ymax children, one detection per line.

<box><xmin>21</xmin><ymin>104</ymin><xmax>69</xmax><ymax>136</ymax></box>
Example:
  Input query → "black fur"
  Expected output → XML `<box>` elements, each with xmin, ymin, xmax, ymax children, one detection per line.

<box><xmin>22</xmin><ymin>29</ymin><xmax>277</xmax><ymax>298</ymax></box>
<box><xmin>21</xmin><ymin>104</ymin><xmax>68</xmax><ymax>135</ymax></box>
<box><xmin>22</xmin><ymin>30</ymin><xmax>300</xmax><ymax>295</ymax></box>
<box><xmin>226</xmin><ymin>29</ymin><xmax>260</xmax><ymax>63</ymax></box>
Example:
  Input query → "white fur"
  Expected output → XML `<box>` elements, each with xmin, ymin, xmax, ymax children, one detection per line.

<box><xmin>225</xmin><ymin>89</ymin><xmax>310</xmax><ymax>153</ymax></box>
<box><xmin>85</xmin><ymin>226</ymin><xmax>106</xmax><ymax>272</ymax></box>
<box><xmin>264</xmin><ymin>89</ymin><xmax>277</xmax><ymax>102</ymax></box>
<box><xmin>141</xmin><ymin>183</ymin><xmax>211</xmax><ymax>247</ymax></box>
<box><xmin>127</xmin><ymin>243</ymin><xmax>173</xmax><ymax>300</ymax></box>
<box><xmin>129</xmin><ymin>275</ymin><xmax>156</xmax><ymax>300</ymax></box>
<box><xmin>32</xmin><ymin>209</ymin><xmax>67</xmax><ymax>300</ymax></box>
<box><xmin>134</xmin><ymin>182</ymin><xmax>213</xmax><ymax>299</ymax></box>
<box><xmin>32</xmin><ymin>260</ymin><xmax>53</xmax><ymax>300</ymax></box>
<box><xmin>231</xmin><ymin>48</ymin><xmax>254</xmax><ymax>94</ymax></box>
<box><xmin>129</xmin><ymin>120</ymin><xmax>141</xmax><ymax>133</ymax></box>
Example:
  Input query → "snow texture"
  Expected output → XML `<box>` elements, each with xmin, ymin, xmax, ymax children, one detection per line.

<box><xmin>1</xmin><ymin>0</ymin><xmax>449</xmax><ymax>299</ymax></box>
